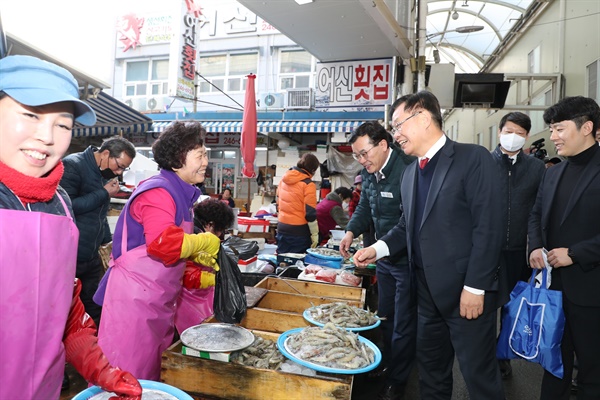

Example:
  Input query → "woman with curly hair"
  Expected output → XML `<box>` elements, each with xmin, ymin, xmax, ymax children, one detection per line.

<box><xmin>175</xmin><ymin>198</ymin><xmax>235</xmax><ymax>333</ymax></box>
<box><xmin>95</xmin><ymin>122</ymin><xmax>221</xmax><ymax>380</ymax></box>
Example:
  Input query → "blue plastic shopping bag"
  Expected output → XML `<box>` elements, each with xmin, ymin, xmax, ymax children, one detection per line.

<box><xmin>496</xmin><ymin>268</ymin><xmax>565</xmax><ymax>378</ymax></box>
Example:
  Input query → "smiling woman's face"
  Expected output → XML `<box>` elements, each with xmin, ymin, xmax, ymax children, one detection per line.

<box><xmin>174</xmin><ymin>145</ymin><xmax>209</xmax><ymax>185</ymax></box>
<box><xmin>0</xmin><ymin>95</ymin><xmax>74</xmax><ymax>177</ymax></box>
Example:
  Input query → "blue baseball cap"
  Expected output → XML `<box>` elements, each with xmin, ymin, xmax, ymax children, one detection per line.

<box><xmin>0</xmin><ymin>55</ymin><xmax>96</xmax><ymax>126</ymax></box>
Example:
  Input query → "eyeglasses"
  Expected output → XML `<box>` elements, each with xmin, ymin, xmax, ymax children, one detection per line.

<box><xmin>352</xmin><ymin>144</ymin><xmax>376</xmax><ymax>161</ymax></box>
<box><xmin>112</xmin><ymin>157</ymin><xmax>130</xmax><ymax>172</ymax></box>
<box><xmin>391</xmin><ymin>111</ymin><xmax>422</xmax><ymax>135</ymax></box>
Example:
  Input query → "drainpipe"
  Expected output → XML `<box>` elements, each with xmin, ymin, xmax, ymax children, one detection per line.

<box><xmin>417</xmin><ymin>0</ymin><xmax>428</xmax><ymax>91</ymax></box>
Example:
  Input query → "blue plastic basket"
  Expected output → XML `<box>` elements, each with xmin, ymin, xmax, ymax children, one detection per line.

<box><xmin>304</xmin><ymin>249</ymin><xmax>343</xmax><ymax>269</ymax></box>
<box><xmin>71</xmin><ymin>379</ymin><xmax>193</xmax><ymax>399</ymax></box>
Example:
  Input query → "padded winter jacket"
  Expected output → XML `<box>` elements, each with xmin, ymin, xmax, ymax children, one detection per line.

<box><xmin>346</xmin><ymin>144</ymin><xmax>415</xmax><ymax>264</ymax></box>
<box><xmin>60</xmin><ymin>146</ymin><xmax>112</xmax><ymax>262</ymax></box>
<box><xmin>491</xmin><ymin>145</ymin><xmax>545</xmax><ymax>251</ymax></box>
<box><xmin>276</xmin><ymin>166</ymin><xmax>317</xmax><ymax>237</ymax></box>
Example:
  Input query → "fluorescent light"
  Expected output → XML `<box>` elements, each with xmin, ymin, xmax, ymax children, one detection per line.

<box><xmin>295</xmin><ymin>0</ymin><xmax>313</xmax><ymax>4</ymax></box>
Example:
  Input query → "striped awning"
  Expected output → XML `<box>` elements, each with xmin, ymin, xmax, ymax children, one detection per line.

<box><xmin>151</xmin><ymin>120</ymin><xmax>365</xmax><ymax>134</ymax></box>
<box><xmin>72</xmin><ymin>92</ymin><xmax>153</xmax><ymax>137</ymax></box>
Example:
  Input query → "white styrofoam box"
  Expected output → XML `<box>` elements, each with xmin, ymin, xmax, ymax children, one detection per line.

<box><xmin>238</xmin><ymin>256</ymin><xmax>258</xmax><ymax>272</ymax></box>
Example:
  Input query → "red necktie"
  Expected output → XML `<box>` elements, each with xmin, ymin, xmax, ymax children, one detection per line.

<box><xmin>419</xmin><ymin>157</ymin><xmax>429</xmax><ymax>169</ymax></box>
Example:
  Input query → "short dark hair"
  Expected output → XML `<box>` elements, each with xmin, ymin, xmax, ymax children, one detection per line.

<box><xmin>499</xmin><ymin>112</ymin><xmax>531</xmax><ymax>133</ymax></box>
<box><xmin>393</xmin><ymin>91</ymin><xmax>443</xmax><ymax>130</ymax></box>
<box><xmin>152</xmin><ymin>122</ymin><xmax>205</xmax><ymax>171</ymax></box>
<box><xmin>194</xmin><ymin>198</ymin><xmax>235</xmax><ymax>233</ymax></box>
<box><xmin>543</xmin><ymin>96</ymin><xmax>600</xmax><ymax>132</ymax></box>
<box><xmin>99</xmin><ymin>136</ymin><xmax>136</xmax><ymax>160</ymax></box>
<box><xmin>297</xmin><ymin>153</ymin><xmax>320</xmax><ymax>175</ymax></box>
<box><xmin>334</xmin><ymin>186</ymin><xmax>352</xmax><ymax>200</ymax></box>
<box><xmin>349</xmin><ymin>121</ymin><xmax>392</xmax><ymax>147</ymax></box>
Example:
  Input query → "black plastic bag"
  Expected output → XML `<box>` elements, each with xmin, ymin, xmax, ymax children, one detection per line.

<box><xmin>214</xmin><ymin>245</ymin><xmax>247</xmax><ymax>324</ymax></box>
<box><xmin>222</xmin><ymin>236</ymin><xmax>259</xmax><ymax>261</ymax></box>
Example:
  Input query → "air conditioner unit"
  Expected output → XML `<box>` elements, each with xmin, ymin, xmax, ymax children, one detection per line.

<box><xmin>286</xmin><ymin>88</ymin><xmax>314</xmax><ymax>110</ymax></box>
<box><xmin>258</xmin><ymin>92</ymin><xmax>284</xmax><ymax>109</ymax></box>
<box><xmin>124</xmin><ymin>97</ymin><xmax>148</xmax><ymax>112</ymax></box>
<box><xmin>147</xmin><ymin>96</ymin><xmax>170</xmax><ymax>112</ymax></box>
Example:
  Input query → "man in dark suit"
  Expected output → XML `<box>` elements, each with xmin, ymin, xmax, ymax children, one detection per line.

<box><xmin>354</xmin><ymin>91</ymin><xmax>505</xmax><ymax>399</ymax></box>
<box><xmin>528</xmin><ymin>96</ymin><xmax>600</xmax><ymax>399</ymax></box>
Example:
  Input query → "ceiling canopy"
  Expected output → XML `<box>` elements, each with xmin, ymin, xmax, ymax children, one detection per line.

<box><xmin>425</xmin><ymin>0</ymin><xmax>535</xmax><ymax>72</ymax></box>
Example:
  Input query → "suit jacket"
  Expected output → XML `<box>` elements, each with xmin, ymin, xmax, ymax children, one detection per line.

<box><xmin>382</xmin><ymin>139</ymin><xmax>504</xmax><ymax>317</ymax></box>
<box><xmin>528</xmin><ymin>146</ymin><xmax>600</xmax><ymax>307</ymax></box>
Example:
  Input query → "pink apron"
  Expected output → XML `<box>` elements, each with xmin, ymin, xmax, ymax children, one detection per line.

<box><xmin>0</xmin><ymin>197</ymin><xmax>78</xmax><ymax>399</ymax></box>
<box><xmin>98</xmin><ymin>215</ymin><xmax>193</xmax><ymax>381</ymax></box>
<box><xmin>174</xmin><ymin>269</ymin><xmax>215</xmax><ymax>334</ymax></box>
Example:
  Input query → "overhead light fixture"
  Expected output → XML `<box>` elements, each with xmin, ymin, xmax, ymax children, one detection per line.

<box><xmin>294</xmin><ymin>0</ymin><xmax>313</xmax><ymax>4</ymax></box>
<box><xmin>454</xmin><ymin>25</ymin><xmax>484</xmax><ymax>33</ymax></box>
<box><xmin>452</xmin><ymin>11</ymin><xmax>459</xmax><ymax>20</ymax></box>
<box><xmin>426</xmin><ymin>25</ymin><xmax>484</xmax><ymax>40</ymax></box>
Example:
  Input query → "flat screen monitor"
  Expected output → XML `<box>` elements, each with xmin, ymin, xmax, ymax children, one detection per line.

<box><xmin>461</xmin><ymin>83</ymin><xmax>496</xmax><ymax>104</ymax></box>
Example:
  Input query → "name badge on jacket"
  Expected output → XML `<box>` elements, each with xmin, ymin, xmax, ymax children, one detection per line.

<box><xmin>381</xmin><ymin>192</ymin><xmax>393</xmax><ymax>198</ymax></box>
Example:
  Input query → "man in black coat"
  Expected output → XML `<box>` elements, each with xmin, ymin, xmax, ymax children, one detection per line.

<box><xmin>354</xmin><ymin>91</ymin><xmax>505</xmax><ymax>399</ymax></box>
<box><xmin>529</xmin><ymin>96</ymin><xmax>600</xmax><ymax>399</ymax></box>
<box><xmin>491</xmin><ymin>112</ymin><xmax>545</xmax><ymax>378</ymax></box>
<box><xmin>60</xmin><ymin>136</ymin><xmax>135</xmax><ymax>324</ymax></box>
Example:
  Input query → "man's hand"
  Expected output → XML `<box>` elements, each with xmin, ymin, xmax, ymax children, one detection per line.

<box><xmin>104</xmin><ymin>178</ymin><xmax>120</xmax><ymax>197</ymax></box>
<box><xmin>529</xmin><ymin>248</ymin><xmax>545</xmax><ymax>270</ymax></box>
<box><xmin>339</xmin><ymin>232</ymin><xmax>354</xmax><ymax>258</ymax></box>
<box><xmin>546</xmin><ymin>247</ymin><xmax>572</xmax><ymax>268</ymax></box>
<box><xmin>459</xmin><ymin>289</ymin><xmax>484</xmax><ymax>320</ymax></box>
<box><xmin>353</xmin><ymin>247</ymin><xmax>376</xmax><ymax>267</ymax></box>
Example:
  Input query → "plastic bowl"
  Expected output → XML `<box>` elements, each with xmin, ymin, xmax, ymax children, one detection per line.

<box><xmin>72</xmin><ymin>379</ymin><xmax>193</xmax><ymax>400</ymax></box>
<box><xmin>330</xmin><ymin>230</ymin><xmax>345</xmax><ymax>240</ymax></box>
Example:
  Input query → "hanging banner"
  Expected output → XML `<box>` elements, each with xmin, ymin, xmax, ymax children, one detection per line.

<box><xmin>168</xmin><ymin>0</ymin><xmax>203</xmax><ymax>101</ymax></box>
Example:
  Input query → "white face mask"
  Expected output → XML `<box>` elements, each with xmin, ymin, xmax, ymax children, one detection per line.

<box><xmin>500</xmin><ymin>133</ymin><xmax>527</xmax><ymax>152</ymax></box>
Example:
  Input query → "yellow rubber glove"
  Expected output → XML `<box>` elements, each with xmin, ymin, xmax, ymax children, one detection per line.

<box><xmin>180</xmin><ymin>232</ymin><xmax>220</xmax><ymax>261</ymax></box>
<box><xmin>200</xmin><ymin>271</ymin><xmax>216</xmax><ymax>288</ymax></box>
<box><xmin>308</xmin><ymin>220</ymin><xmax>319</xmax><ymax>248</ymax></box>
<box><xmin>192</xmin><ymin>252</ymin><xmax>219</xmax><ymax>271</ymax></box>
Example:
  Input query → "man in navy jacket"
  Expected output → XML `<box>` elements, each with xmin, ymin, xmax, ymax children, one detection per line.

<box><xmin>60</xmin><ymin>136</ymin><xmax>135</xmax><ymax>324</ymax></box>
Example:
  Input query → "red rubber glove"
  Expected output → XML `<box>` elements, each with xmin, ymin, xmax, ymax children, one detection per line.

<box><xmin>147</xmin><ymin>225</ymin><xmax>220</xmax><ymax>268</ymax></box>
<box><xmin>183</xmin><ymin>260</ymin><xmax>216</xmax><ymax>289</ymax></box>
<box><xmin>64</xmin><ymin>280</ymin><xmax>142</xmax><ymax>399</ymax></box>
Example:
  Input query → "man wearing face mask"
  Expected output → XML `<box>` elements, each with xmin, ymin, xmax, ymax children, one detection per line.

<box><xmin>60</xmin><ymin>136</ymin><xmax>136</xmax><ymax>326</ymax></box>
<box><xmin>491</xmin><ymin>112</ymin><xmax>545</xmax><ymax>378</ymax></box>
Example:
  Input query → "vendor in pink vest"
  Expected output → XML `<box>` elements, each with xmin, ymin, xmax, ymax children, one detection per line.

<box><xmin>95</xmin><ymin>122</ymin><xmax>221</xmax><ymax>380</ymax></box>
<box><xmin>316</xmin><ymin>186</ymin><xmax>352</xmax><ymax>244</ymax></box>
<box><xmin>0</xmin><ymin>55</ymin><xmax>141</xmax><ymax>399</ymax></box>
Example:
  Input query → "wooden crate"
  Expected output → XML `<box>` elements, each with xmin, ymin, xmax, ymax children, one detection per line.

<box><xmin>254</xmin><ymin>277</ymin><xmax>365</xmax><ymax>304</ymax></box>
<box><xmin>210</xmin><ymin>307</ymin><xmax>311</xmax><ymax>334</ymax></box>
<box><xmin>254</xmin><ymin>290</ymin><xmax>363</xmax><ymax>314</ymax></box>
<box><xmin>162</xmin><ymin>331</ymin><xmax>353</xmax><ymax>400</ymax></box>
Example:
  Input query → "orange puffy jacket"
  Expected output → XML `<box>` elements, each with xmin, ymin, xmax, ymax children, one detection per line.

<box><xmin>276</xmin><ymin>167</ymin><xmax>317</xmax><ymax>237</ymax></box>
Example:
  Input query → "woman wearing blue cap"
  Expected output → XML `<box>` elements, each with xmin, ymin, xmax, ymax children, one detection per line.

<box><xmin>0</xmin><ymin>55</ymin><xmax>142</xmax><ymax>399</ymax></box>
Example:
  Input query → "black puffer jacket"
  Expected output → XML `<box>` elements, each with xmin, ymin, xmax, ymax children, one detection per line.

<box><xmin>491</xmin><ymin>145</ymin><xmax>545</xmax><ymax>251</ymax></box>
<box><xmin>60</xmin><ymin>146</ymin><xmax>112</xmax><ymax>262</ymax></box>
<box><xmin>346</xmin><ymin>144</ymin><xmax>415</xmax><ymax>263</ymax></box>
